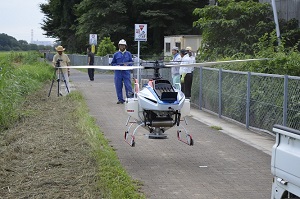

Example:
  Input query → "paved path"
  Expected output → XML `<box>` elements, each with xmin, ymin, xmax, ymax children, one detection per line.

<box><xmin>70</xmin><ymin>70</ymin><xmax>274</xmax><ymax>199</ymax></box>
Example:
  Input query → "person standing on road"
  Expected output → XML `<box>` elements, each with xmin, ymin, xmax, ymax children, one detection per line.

<box><xmin>111</xmin><ymin>39</ymin><xmax>134</xmax><ymax>104</ymax></box>
<box><xmin>52</xmin><ymin>45</ymin><xmax>71</xmax><ymax>96</ymax></box>
<box><xmin>87</xmin><ymin>46</ymin><xmax>95</xmax><ymax>81</ymax></box>
<box><xmin>179</xmin><ymin>49</ymin><xmax>193</xmax><ymax>98</ymax></box>
<box><xmin>170</xmin><ymin>46</ymin><xmax>181</xmax><ymax>89</ymax></box>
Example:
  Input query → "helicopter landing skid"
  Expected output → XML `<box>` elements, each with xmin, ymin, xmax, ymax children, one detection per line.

<box><xmin>124</xmin><ymin>131</ymin><xmax>135</xmax><ymax>147</ymax></box>
<box><xmin>177</xmin><ymin>125</ymin><xmax>194</xmax><ymax>146</ymax></box>
<box><xmin>124</xmin><ymin>116</ymin><xmax>193</xmax><ymax>146</ymax></box>
<box><xmin>124</xmin><ymin>119</ymin><xmax>144</xmax><ymax>147</ymax></box>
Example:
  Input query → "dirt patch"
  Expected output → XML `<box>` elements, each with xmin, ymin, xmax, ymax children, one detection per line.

<box><xmin>0</xmin><ymin>84</ymin><xmax>101</xmax><ymax>199</ymax></box>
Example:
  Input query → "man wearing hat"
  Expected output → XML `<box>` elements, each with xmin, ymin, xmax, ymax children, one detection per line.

<box><xmin>170</xmin><ymin>46</ymin><xmax>181</xmax><ymax>89</ymax></box>
<box><xmin>186</xmin><ymin>46</ymin><xmax>196</xmax><ymax>63</ymax></box>
<box><xmin>179</xmin><ymin>49</ymin><xmax>194</xmax><ymax>98</ymax></box>
<box><xmin>52</xmin><ymin>45</ymin><xmax>71</xmax><ymax>96</ymax></box>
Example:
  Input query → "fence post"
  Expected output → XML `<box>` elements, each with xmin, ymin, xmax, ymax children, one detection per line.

<box><xmin>199</xmin><ymin>67</ymin><xmax>203</xmax><ymax>110</ymax></box>
<box><xmin>218</xmin><ymin>68</ymin><xmax>222</xmax><ymax>118</ymax></box>
<box><xmin>246</xmin><ymin>72</ymin><xmax>251</xmax><ymax>129</ymax></box>
<box><xmin>283</xmin><ymin>75</ymin><xmax>288</xmax><ymax>126</ymax></box>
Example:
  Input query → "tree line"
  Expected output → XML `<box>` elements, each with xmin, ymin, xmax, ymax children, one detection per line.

<box><xmin>194</xmin><ymin>0</ymin><xmax>300</xmax><ymax>60</ymax></box>
<box><xmin>0</xmin><ymin>33</ymin><xmax>52</xmax><ymax>51</ymax></box>
<box><xmin>40</xmin><ymin>0</ymin><xmax>209</xmax><ymax>54</ymax></box>
<box><xmin>40</xmin><ymin>0</ymin><xmax>300</xmax><ymax>58</ymax></box>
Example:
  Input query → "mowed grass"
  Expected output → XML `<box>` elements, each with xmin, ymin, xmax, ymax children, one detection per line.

<box><xmin>0</xmin><ymin>51</ymin><xmax>145</xmax><ymax>198</ymax></box>
<box><xmin>70</xmin><ymin>92</ymin><xmax>145</xmax><ymax>198</ymax></box>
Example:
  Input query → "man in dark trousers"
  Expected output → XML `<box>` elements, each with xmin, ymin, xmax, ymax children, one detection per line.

<box><xmin>87</xmin><ymin>46</ymin><xmax>95</xmax><ymax>81</ymax></box>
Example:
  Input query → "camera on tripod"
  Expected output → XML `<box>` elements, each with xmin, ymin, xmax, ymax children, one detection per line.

<box><xmin>55</xmin><ymin>59</ymin><xmax>63</xmax><ymax>68</ymax></box>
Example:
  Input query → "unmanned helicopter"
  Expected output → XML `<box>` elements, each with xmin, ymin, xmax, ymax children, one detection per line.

<box><xmin>59</xmin><ymin>58</ymin><xmax>268</xmax><ymax>147</ymax></box>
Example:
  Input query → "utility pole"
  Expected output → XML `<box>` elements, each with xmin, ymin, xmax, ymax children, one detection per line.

<box><xmin>271</xmin><ymin>0</ymin><xmax>281</xmax><ymax>45</ymax></box>
<box><xmin>31</xmin><ymin>29</ymin><xmax>33</xmax><ymax>43</ymax></box>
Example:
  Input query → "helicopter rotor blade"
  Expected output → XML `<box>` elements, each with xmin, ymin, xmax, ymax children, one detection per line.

<box><xmin>58</xmin><ymin>58</ymin><xmax>268</xmax><ymax>70</ymax></box>
<box><xmin>165</xmin><ymin>58</ymin><xmax>270</xmax><ymax>68</ymax></box>
<box><xmin>58</xmin><ymin>65</ymin><xmax>144</xmax><ymax>70</ymax></box>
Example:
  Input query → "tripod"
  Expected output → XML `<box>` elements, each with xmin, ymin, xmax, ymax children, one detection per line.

<box><xmin>48</xmin><ymin>60</ymin><xmax>70</xmax><ymax>97</ymax></box>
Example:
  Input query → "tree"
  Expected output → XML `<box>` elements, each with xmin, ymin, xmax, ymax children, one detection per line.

<box><xmin>19</xmin><ymin>40</ymin><xmax>29</xmax><ymax>51</ymax></box>
<box><xmin>137</xmin><ymin>0</ymin><xmax>208</xmax><ymax>53</ymax></box>
<box><xmin>75</xmin><ymin>0</ymin><xmax>131</xmax><ymax>50</ymax></box>
<box><xmin>40</xmin><ymin>0</ymin><xmax>84</xmax><ymax>52</ymax></box>
<box><xmin>29</xmin><ymin>44</ymin><xmax>39</xmax><ymax>51</ymax></box>
<box><xmin>40</xmin><ymin>0</ymin><xmax>210</xmax><ymax>54</ymax></box>
<box><xmin>74</xmin><ymin>0</ymin><xmax>209</xmax><ymax>54</ymax></box>
<box><xmin>0</xmin><ymin>34</ymin><xmax>20</xmax><ymax>49</ymax></box>
<box><xmin>193</xmin><ymin>0</ymin><xmax>275</xmax><ymax>60</ymax></box>
<box><xmin>97</xmin><ymin>37</ymin><xmax>116</xmax><ymax>56</ymax></box>
<box><xmin>279</xmin><ymin>18</ymin><xmax>300</xmax><ymax>51</ymax></box>
<box><xmin>0</xmin><ymin>33</ymin><xmax>52</xmax><ymax>51</ymax></box>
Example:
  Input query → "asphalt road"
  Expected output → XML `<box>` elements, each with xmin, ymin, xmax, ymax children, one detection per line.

<box><xmin>71</xmin><ymin>70</ymin><xmax>273</xmax><ymax>199</ymax></box>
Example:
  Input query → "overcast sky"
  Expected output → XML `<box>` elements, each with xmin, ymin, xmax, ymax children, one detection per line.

<box><xmin>0</xmin><ymin>0</ymin><xmax>55</xmax><ymax>43</ymax></box>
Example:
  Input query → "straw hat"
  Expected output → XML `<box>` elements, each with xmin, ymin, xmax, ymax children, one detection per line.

<box><xmin>55</xmin><ymin>45</ymin><xmax>65</xmax><ymax>51</ymax></box>
<box><xmin>186</xmin><ymin>46</ymin><xmax>192</xmax><ymax>51</ymax></box>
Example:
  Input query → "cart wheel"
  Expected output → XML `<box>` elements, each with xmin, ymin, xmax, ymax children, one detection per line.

<box><xmin>187</xmin><ymin>135</ymin><xmax>194</xmax><ymax>146</ymax></box>
<box><xmin>130</xmin><ymin>138</ymin><xmax>135</xmax><ymax>147</ymax></box>
<box><xmin>124</xmin><ymin>131</ymin><xmax>128</xmax><ymax>140</ymax></box>
<box><xmin>177</xmin><ymin>130</ymin><xmax>181</xmax><ymax>140</ymax></box>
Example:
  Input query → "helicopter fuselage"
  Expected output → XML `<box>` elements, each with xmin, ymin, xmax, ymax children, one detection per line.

<box><xmin>125</xmin><ymin>79</ymin><xmax>190</xmax><ymax>130</ymax></box>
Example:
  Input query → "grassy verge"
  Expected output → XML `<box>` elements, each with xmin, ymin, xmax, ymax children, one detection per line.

<box><xmin>0</xmin><ymin>51</ymin><xmax>145</xmax><ymax>198</ymax></box>
<box><xmin>69</xmin><ymin>92</ymin><xmax>145</xmax><ymax>198</ymax></box>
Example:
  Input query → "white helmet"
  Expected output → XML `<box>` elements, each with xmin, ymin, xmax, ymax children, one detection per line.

<box><xmin>118</xmin><ymin>39</ymin><xmax>127</xmax><ymax>45</ymax></box>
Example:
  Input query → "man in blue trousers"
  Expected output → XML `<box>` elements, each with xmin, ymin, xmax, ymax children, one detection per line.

<box><xmin>111</xmin><ymin>39</ymin><xmax>134</xmax><ymax>104</ymax></box>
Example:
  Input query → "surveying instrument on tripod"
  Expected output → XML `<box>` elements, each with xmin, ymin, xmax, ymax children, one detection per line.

<box><xmin>48</xmin><ymin>58</ymin><xmax>70</xmax><ymax>97</ymax></box>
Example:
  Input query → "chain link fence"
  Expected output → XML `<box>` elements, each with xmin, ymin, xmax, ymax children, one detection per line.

<box><xmin>46</xmin><ymin>53</ymin><xmax>109</xmax><ymax>66</ymax></box>
<box><xmin>186</xmin><ymin>68</ymin><xmax>300</xmax><ymax>133</ymax></box>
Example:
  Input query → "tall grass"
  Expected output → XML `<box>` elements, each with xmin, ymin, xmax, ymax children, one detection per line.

<box><xmin>0</xmin><ymin>51</ymin><xmax>53</xmax><ymax>130</ymax></box>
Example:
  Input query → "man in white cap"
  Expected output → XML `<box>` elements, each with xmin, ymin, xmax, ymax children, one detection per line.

<box><xmin>52</xmin><ymin>45</ymin><xmax>71</xmax><ymax>96</ymax></box>
<box><xmin>170</xmin><ymin>46</ymin><xmax>181</xmax><ymax>89</ymax></box>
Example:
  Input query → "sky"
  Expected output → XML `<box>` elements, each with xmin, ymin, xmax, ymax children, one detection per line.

<box><xmin>0</xmin><ymin>0</ymin><xmax>55</xmax><ymax>43</ymax></box>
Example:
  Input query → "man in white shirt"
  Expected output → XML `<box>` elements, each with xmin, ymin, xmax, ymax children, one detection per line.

<box><xmin>179</xmin><ymin>49</ymin><xmax>194</xmax><ymax>98</ymax></box>
<box><xmin>186</xmin><ymin>46</ymin><xmax>196</xmax><ymax>63</ymax></box>
<box><xmin>170</xmin><ymin>46</ymin><xmax>181</xmax><ymax>89</ymax></box>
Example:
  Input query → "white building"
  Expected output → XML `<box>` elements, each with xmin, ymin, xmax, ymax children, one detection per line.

<box><xmin>31</xmin><ymin>40</ymin><xmax>54</xmax><ymax>46</ymax></box>
<box><xmin>164</xmin><ymin>35</ymin><xmax>202</xmax><ymax>57</ymax></box>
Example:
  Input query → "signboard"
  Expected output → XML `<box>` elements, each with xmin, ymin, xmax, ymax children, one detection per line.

<box><xmin>89</xmin><ymin>34</ymin><xmax>97</xmax><ymax>45</ymax></box>
<box><xmin>134</xmin><ymin>24</ymin><xmax>147</xmax><ymax>41</ymax></box>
